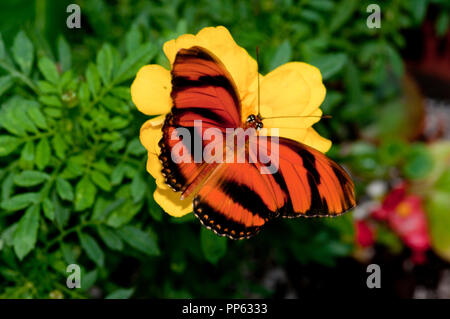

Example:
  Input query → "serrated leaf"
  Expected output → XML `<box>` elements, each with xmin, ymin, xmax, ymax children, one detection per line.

<box><xmin>0</xmin><ymin>135</ymin><xmax>23</xmax><ymax>156</ymax></box>
<box><xmin>38</xmin><ymin>57</ymin><xmax>60</xmax><ymax>84</ymax></box>
<box><xmin>12</xmin><ymin>31</ymin><xmax>34</xmax><ymax>75</ymax></box>
<box><xmin>35</xmin><ymin>137</ymin><xmax>51</xmax><ymax>170</ymax></box>
<box><xmin>13</xmin><ymin>170</ymin><xmax>49</xmax><ymax>186</ymax></box>
<box><xmin>201</xmin><ymin>227</ymin><xmax>227</xmax><ymax>264</ymax></box>
<box><xmin>56</xmin><ymin>177</ymin><xmax>74</xmax><ymax>201</ymax></box>
<box><xmin>13</xmin><ymin>204</ymin><xmax>40</xmax><ymax>260</ymax></box>
<box><xmin>75</xmin><ymin>176</ymin><xmax>97</xmax><ymax>211</ymax></box>
<box><xmin>98</xmin><ymin>226</ymin><xmax>123</xmax><ymax>251</ymax></box>
<box><xmin>79</xmin><ymin>233</ymin><xmax>104</xmax><ymax>267</ymax></box>
<box><xmin>117</xmin><ymin>225</ymin><xmax>160</xmax><ymax>256</ymax></box>
<box><xmin>91</xmin><ymin>170</ymin><xmax>111</xmax><ymax>192</ymax></box>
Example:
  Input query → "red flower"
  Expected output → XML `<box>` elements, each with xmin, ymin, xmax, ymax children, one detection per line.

<box><xmin>356</xmin><ymin>220</ymin><xmax>375</xmax><ymax>247</ymax></box>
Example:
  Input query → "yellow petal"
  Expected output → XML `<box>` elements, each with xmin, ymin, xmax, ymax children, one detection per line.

<box><xmin>163</xmin><ymin>26</ymin><xmax>258</xmax><ymax>112</ymax></box>
<box><xmin>154</xmin><ymin>186</ymin><xmax>193</xmax><ymax>217</ymax></box>
<box><xmin>260</xmin><ymin>62</ymin><xmax>326</xmax><ymax>129</ymax></box>
<box><xmin>302</xmin><ymin>128</ymin><xmax>332</xmax><ymax>153</ymax></box>
<box><xmin>139</xmin><ymin>115</ymin><xmax>166</xmax><ymax>153</ymax></box>
<box><xmin>131</xmin><ymin>65</ymin><xmax>172</xmax><ymax>115</ymax></box>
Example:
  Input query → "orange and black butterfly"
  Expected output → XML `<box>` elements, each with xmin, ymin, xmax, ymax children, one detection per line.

<box><xmin>159</xmin><ymin>46</ymin><xmax>355</xmax><ymax>239</ymax></box>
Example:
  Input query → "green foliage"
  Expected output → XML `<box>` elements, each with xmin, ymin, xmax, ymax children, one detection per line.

<box><xmin>0</xmin><ymin>0</ymin><xmax>448</xmax><ymax>299</ymax></box>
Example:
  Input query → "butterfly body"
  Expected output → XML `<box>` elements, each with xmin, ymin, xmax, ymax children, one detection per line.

<box><xmin>159</xmin><ymin>46</ymin><xmax>356</xmax><ymax>239</ymax></box>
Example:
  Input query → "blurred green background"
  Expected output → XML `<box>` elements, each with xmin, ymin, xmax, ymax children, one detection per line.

<box><xmin>0</xmin><ymin>0</ymin><xmax>449</xmax><ymax>299</ymax></box>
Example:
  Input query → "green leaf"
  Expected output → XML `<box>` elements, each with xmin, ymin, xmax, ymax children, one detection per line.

<box><xmin>114</xmin><ymin>43</ymin><xmax>157</xmax><ymax>83</ymax></box>
<box><xmin>75</xmin><ymin>176</ymin><xmax>97</xmax><ymax>211</ymax></box>
<box><xmin>86</xmin><ymin>63</ymin><xmax>101</xmax><ymax>96</ymax></box>
<box><xmin>80</xmin><ymin>269</ymin><xmax>98</xmax><ymax>292</ymax></box>
<box><xmin>200</xmin><ymin>227</ymin><xmax>227</xmax><ymax>264</ymax></box>
<box><xmin>57</xmin><ymin>36</ymin><xmax>71</xmax><ymax>72</ymax></box>
<box><xmin>117</xmin><ymin>225</ymin><xmax>160</xmax><ymax>256</ymax></box>
<box><xmin>126</xmin><ymin>138</ymin><xmax>146</xmax><ymax>155</ymax></box>
<box><xmin>0</xmin><ymin>75</ymin><xmax>14</xmax><ymax>97</ymax></box>
<box><xmin>97</xmin><ymin>43</ymin><xmax>114</xmax><ymax>85</ymax></box>
<box><xmin>411</xmin><ymin>0</ymin><xmax>428</xmax><ymax>24</ymax></box>
<box><xmin>56</xmin><ymin>177</ymin><xmax>74</xmax><ymax>201</ymax></box>
<box><xmin>105</xmin><ymin>288</ymin><xmax>134</xmax><ymax>299</ymax></box>
<box><xmin>125</xmin><ymin>25</ymin><xmax>142</xmax><ymax>54</ymax></box>
<box><xmin>0</xmin><ymin>135</ymin><xmax>22</xmax><ymax>156</ymax></box>
<box><xmin>310</xmin><ymin>53</ymin><xmax>348</xmax><ymax>80</ymax></box>
<box><xmin>12</xmin><ymin>31</ymin><xmax>34</xmax><ymax>75</ymax></box>
<box><xmin>269</xmin><ymin>40</ymin><xmax>292</xmax><ymax>71</ymax></box>
<box><xmin>0</xmin><ymin>33</ymin><xmax>5</xmax><ymax>59</ymax></box>
<box><xmin>427</xmin><ymin>192</ymin><xmax>450</xmax><ymax>262</ymax></box>
<box><xmin>79</xmin><ymin>233</ymin><xmax>104</xmax><ymax>267</ymax></box>
<box><xmin>436</xmin><ymin>12</ymin><xmax>449</xmax><ymax>37</ymax></box>
<box><xmin>39</xmin><ymin>95</ymin><xmax>62</xmax><ymax>107</ymax></box>
<box><xmin>27</xmin><ymin>106</ymin><xmax>48</xmax><ymax>130</ymax></box>
<box><xmin>106</xmin><ymin>200</ymin><xmax>142</xmax><ymax>228</ymax></box>
<box><xmin>52</xmin><ymin>135</ymin><xmax>67</xmax><ymax>159</ymax></box>
<box><xmin>91</xmin><ymin>170</ymin><xmax>112</xmax><ymax>192</ymax></box>
<box><xmin>13</xmin><ymin>204</ymin><xmax>40</xmax><ymax>260</ymax></box>
<box><xmin>42</xmin><ymin>198</ymin><xmax>54</xmax><ymax>221</ymax></box>
<box><xmin>403</xmin><ymin>144</ymin><xmax>434</xmax><ymax>179</ymax></box>
<box><xmin>13</xmin><ymin>170</ymin><xmax>49</xmax><ymax>186</ymax></box>
<box><xmin>53</xmin><ymin>196</ymin><xmax>70</xmax><ymax>229</ymax></box>
<box><xmin>38</xmin><ymin>57</ymin><xmax>60</xmax><ymax>84</ymax></box>
<box><xmin>20</xmin><ymin>140</ymin><xmax>35</xmax><ymax>164</ymax></box>
<box><xmin>60</xmin><ymin>242</ymin><xmax>75</xmax><ymax>264</ymax></box>
<box><xmin>111</xmin><ymin>164</ymin><xmax>126</xmax><ymax>185</ymax></box>
<box><xmin>1</xmin><ymin>172</ymin><xmax>14</xmax><ymax>201</ymax></box>
<box><xmin>98</xmin><ymin>226</ymin><xmax>123</xmax><ymax>251</ymax></box>
<box><xmin>0</xmin><ymin>192</ymin><xmax>39</xmax><ymax>211</ymax></box>
<box><xmin>131</xmin><ymin>173</ymin><xmax>146</xmax><ymax>203</ymax></box>
<box><xmin>13</xmin><ymin>105</ymin><xmax>38</xmax><ymax>134</ymax></box>
<box><xmin>35</xmin><ymin>137</ymin><xmax>51</xmax><ymax>170</ymax></box>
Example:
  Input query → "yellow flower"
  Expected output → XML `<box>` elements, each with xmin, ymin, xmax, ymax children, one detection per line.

<box><xmin>131</xmin><ymin>26</ymin><xmax>330</xmax><ymax>217</ymax></box>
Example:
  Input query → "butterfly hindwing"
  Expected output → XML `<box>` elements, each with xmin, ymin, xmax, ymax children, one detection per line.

<box><xmin>193</xmin><ymin>163</ymin><xmax>280</xmax><ymax>239</ymax></box>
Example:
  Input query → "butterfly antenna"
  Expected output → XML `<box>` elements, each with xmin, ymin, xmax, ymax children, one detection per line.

<box><xmin>261</xmin><ymin>114</ymin><xmax>332</xmax><ymax>120</ymax></box>
<box><xmin>256</xmin><ymin>47</ymin><xmax>261</xmax><ymax>117</ymax></box>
